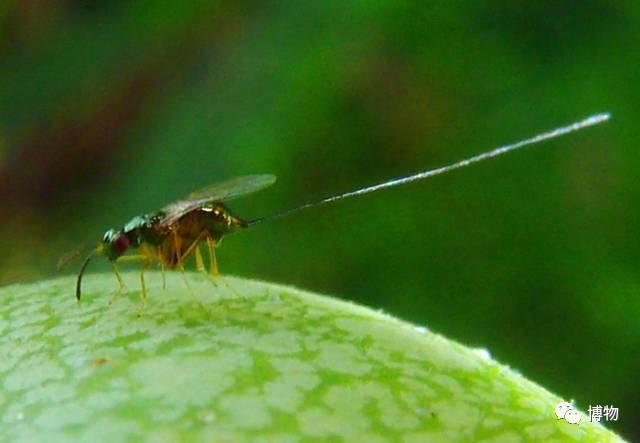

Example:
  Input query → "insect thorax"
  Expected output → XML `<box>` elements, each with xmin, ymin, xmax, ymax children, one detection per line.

<box><xmin>122</xmin><ymin>213</ymin><xmax>165</xmax><ymax>247</ymax></box>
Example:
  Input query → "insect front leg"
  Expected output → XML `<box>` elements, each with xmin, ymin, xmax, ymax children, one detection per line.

<box><xmin>112</xmin><ymin>262</ymin><xmax>125</xmax><ymax>291</ymax></box>
<box><xmin>109</xmin><ymin>255</ymin><xmax>147</xmax><ymax>304</ymax></box>
<box><xmin>109</xmin><ymin>262</ymin><xmax>125</xmax><ymax>304</ymax></box>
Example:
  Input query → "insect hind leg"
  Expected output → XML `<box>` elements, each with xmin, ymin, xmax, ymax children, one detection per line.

<box><xmin>194</xmin><ymin>244</ymin><xmax>221</xmax><ymax>290</ymax></box>
<box><xmin>178</xmin><ymin>264</ymin><xmax>194</xmax><ymax>294</ymax></box>
<box><xmin>206</xmin><ymin>237</ymin><xmax>218</xmax><ymax>276</ymax></box>
<box><xmin>205</xmin><ymin>237</ymin><xmax>243</xmax><ymax>299</ymax></box>
<box><xmin>177</xmin><ymin>260</ymin><xmax>218</xmax><ymax>320</ymax></box>
<box><xmin>194</xmin><ymin>245</ymin><xmax>206</xmax><ymax>273</ymax></box>
<box><xmin>171</xmin><ymin>237</ymin><xmax>207</xmax><ymax>301</ymax></box>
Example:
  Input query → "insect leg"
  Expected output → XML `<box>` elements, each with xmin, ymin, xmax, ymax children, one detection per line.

<box><xmin>116</xmin><ymin>254</ymin><xmax>147</xmax><ymax>263</ymax></box>
<box><xmin>194</xmin><ymin>245</ymin><xmax>206</xmax><ymax>273</ymax></box>
<box><xmin>205</xmin><ymin>237</ymin><xmax>243</xmax><ymax>298</ymax></box>
<box><xmin>172</xmin><ymin>231</ymin><xmax>181</xmax><ymax>267</ymax></box>
<box><xmin>147</xmin><ymin>246</ymin><xmax>167</xmax><ymax>290</ymax></box>
<box><xmin>165</xmin><ymin>231</ymin><xmax>198</xmax><ymax>295</ymax></box>
<box><xmin>137</xmin><ymin>246</ymin><xmax>155</xmax><ymax>309</ymax></box>
<box><xmin>178</xmin><ymin>263</ymin><xmax>195</xmax><ymax>296</ymax></box>
<box><xmin>107</xmin><ymin>255</ymin><xmax>146</xmax><ymax>304</ymax></box>
<box><xmin>200</xmin><ymin>239</ymin><xmax>219</xmax><ymax>290</ymax></box>
<box><xmin>108</xmin><ymin>262</ymin><xmax>126</xmax><ymax>305</ymax></box>
<box><xmin>175</xmin><ymin>231</ymin><xmax>207</xmax><ymax>268</ymax></box>
<box><xmin>139</xmin><ymin>259</ymin><xmax>152</xmax><ymax>306</ymax></box>
<box><xmin>206</xmin><ymin>237</ymin><xmax>218</xmax><ymax>276</ymax></box>
<box><xmin>172</xmin><ymin>232</ymin><xmax>211</xmax><ymax>292</ymax></box>
<box><xmin>139</xmin><ymin>268</ymin><xmax>146</xmax><ymax>302</ymax></box>
<box><xmin>112</xmin><ymin>262</ymin><xmax>125</xmax><ymax>291</ymax></box>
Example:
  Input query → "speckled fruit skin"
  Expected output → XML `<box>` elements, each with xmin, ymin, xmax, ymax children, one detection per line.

<box><xmin>0</xmin><ymin>272</ymin><xmax>625</xmax><ymax>442</ymax></box>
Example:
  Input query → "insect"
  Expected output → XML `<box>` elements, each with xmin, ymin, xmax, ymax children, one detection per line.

<box><xmin>69</xmin><ymin>112</ymin><xmax>610</xmax><ymax>301</ymax></box>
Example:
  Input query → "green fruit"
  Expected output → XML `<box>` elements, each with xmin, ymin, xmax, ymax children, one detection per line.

<box><xmin>0</xmin><ymin>273</ymin><xmax>624</xmax><ymax>442</ymax></box>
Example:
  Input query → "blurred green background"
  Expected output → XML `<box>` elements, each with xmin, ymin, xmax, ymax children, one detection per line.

<box><xmin>0</xmin><ymin>1</ymin><xmax>636</xmax><ymax>439</ymax></box>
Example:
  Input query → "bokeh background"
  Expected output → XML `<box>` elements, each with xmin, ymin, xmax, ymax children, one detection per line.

<box><xmin>0</xmin><ymin>1</ymin><xmax>637</xmax><ymax>439</ymax></box>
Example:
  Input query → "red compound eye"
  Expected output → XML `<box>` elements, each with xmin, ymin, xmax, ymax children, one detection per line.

<box><xmin>113</xmin><ymin>233</ymin><xmax>130</xmax><ymax>255</ymax></box>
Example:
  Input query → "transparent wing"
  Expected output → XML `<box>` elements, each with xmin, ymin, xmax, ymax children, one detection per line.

<box><xmin>185</xmin><ymin>175</ymin><xmax>276</xmax><ymax>202</ymax></box>
<box><xmin>158</xmin><ymin>174</ymin><xmax>276</xmax><ymax>227</ymax></box>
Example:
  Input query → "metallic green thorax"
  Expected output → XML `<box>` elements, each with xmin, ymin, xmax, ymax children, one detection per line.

<box><xmin>102</xmin><ymin>213</ymin><xmax>165</xmax><ymax>261</ymax></box>
<box><xmin>123</xmin><ymin>213</ymin><xmax>165</xmax><ymax>246</ymax></box>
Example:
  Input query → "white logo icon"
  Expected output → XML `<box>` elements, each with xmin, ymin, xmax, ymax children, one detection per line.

<box><xmin>564</xmin><ymin>409</ymin><xmax>581</xmax><ymax>424</ymax></box>
<box><xmin>555</xmin><ymin>401</ymin><xmax>581</xmax><ymax>425</ymax></box>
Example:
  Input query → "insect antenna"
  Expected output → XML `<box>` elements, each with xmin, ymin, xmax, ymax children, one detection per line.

<box><xmin>76</xmin><ymin>246</ymin><xmax>103</xmax><ymax>301</ymax></box>
<box><xmin>248</xmin><ymin>112</ymin><xmax>610</xmax><ymax>227</ymax></box>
